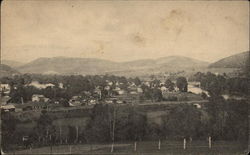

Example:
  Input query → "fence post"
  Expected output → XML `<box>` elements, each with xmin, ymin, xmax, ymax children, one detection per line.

<box><xmin>69</xmin><ymin>145</ymin><xmax>72</xmax><ymax>154</ymax></box>
<box><xmin>183</xmin><ymin>138</ymin><xmax>186</xmax><ymax>150</ymax></box>
<box><xmin>134</xmin><ymin>141</ymin><xmax>137</xmax><ymax>151</ymax></box>
<box><xmin>59</xmin><ymin>126</ymin><xmax>62</xmax><ymax>144</ymax></box>
<box><xmin>208</xmin><ymin>136</ymin><xmax>212</xmax><ymax>149</ymax></box>
<box><xmin>158</xmin><ymin>139</ymin><xmax>161</xmax><ymax>150</ymax></box>
<box><xmin>111</xmin><ymin>143</ymin><xmax>114</xmax><ymax>153</ymax></box>
<box><xmin>75</xmin><ymin>126</ymin><xmax>79</xmax><ymax>143</ymax></box>
<box><xmin>50</xmin><ymin>143</ymin><xmax>52</xmax><ymax>155</ymax></box>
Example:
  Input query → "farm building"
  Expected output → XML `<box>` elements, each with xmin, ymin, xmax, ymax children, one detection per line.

<box><xmin>27</xmin><ymin>81</ymin><xmax>55</xmax><ymax>89</ymax></box>
<box><xmin>1</xmin><ymin>104</ymin><xmax>15</xmax><ymax>112</ymax></box>
<box><xmin>13</xmin><ymin>102</ymin><xmax>58</xmax><ymax>111</ymax></box>
<box><xmin>68</xmin><ymin>96</ymin><xmax>86</xmax><ymax>107</ymax></box>
<box><xmin>0</xmin><ymin>84</ymin><xmax>11</xmax><ymax>94</ymax></box>
<box><xmin>32</xmin><ymin>94</ymin><xmax>49</xmax><ymax>102</ymax></box>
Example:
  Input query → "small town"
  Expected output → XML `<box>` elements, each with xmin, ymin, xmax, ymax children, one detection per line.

<box><xmin>1</xmin><ymin>0</ymin><xmax>249</xmax><ymax>154</ymax></box>
<box><xmin>1</xmin><ymin>70</ymin><xmax>249</xmax><ymax>154</ymax></box>
<box><xmin>1</xmin><ymin>74</ymin><xmax>209</xmax><ymax>112</ymax></box>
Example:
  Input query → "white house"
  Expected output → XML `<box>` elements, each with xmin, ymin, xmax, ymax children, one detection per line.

<box><xmin>69</xmin><ymin>96</ymin><xmax>82</xmax><ymax>107</ymax></box>
<box><xmin>222</xmin><ymin>94</ymin><xmax>229</xmax><ymax>100</ymax></box>
<box><xmin>114</xmin><ymin>87</ymin><xmax>121</xmax><ymax>91</ymax></box>
<box><xmin>116</xmin><ymin>100</ymin><xmax>123</xmax><ymax>104</ymax></box>
<box><xmin>117</xmin><ymin>90</ymin><xmax>126</xmax><ymax>95</ymax></box>
<box><xmin>137</xmin><ymin>87</ymin><xmax>143</xmax><ymax>93</ymax></box>
<box><xmin>28</xmin><ymin>81</ymin><xmax>55</xmax><ymax>89</ymax></box>
<box><xmin>104</xmin><ymin>86</ymin><xmax>111</xmax><ymax>90</ymax></box>
<box><xmin>160</xmin><ymin>86</ymin><xmax>167</xmax><ymax>92</ymax></box>
<box><xmin>129</xmin><ymin>91</ymin><xmax>137</xmax><ymax>95</ymax></box>
<box><xmin>129</xmin><ymin>82</ymin><xmax>136</xmax><ymax>86</ymax></box>
<box><xmin>144</xmin><ymin>81</ymin><xmax>151</xmax><ymax>87</ymax></box>
<box><xmin>0</xmin><ymin>84</ymin><xmax>10</xmax><ymax>89</ymax></box>
<box><xmin>194</xmin><ymin>103</ymin><xmax>201</xmax><ymax>109</ymax></box>
<box><xmin>188</xmin><ymin>84</ymin><xmax>209</xmax><ymax>97</ymax></box>
<box><xmin>59</xmin><ymin>83</ymin><xmax>64</xmax><ymax>89</ymax></box>
<box><xmin>1</xmin><ymin>104</ymin><xmax>15</xmax><ymax>112</ymax></box>
<box><xmin>0</xmin><ymin>84</ymin><xmax>10</xmax><ymax>94</ymax></box>
<box><xmin>105</xmin><ymin>100</ymin><xmax>113</xmax><ymax>104</ymax></box>
<box><xmin>89</xmin><ymin>99</ymin><xmax>97</xmax><ymax>105</ymax></box>
<box><xmin>32</xmin><ymin>94</ymin><xmax>49</xmax><ymax>102</ymax></box>
<box><xmin>107</xmin><ymin>81</ymin><xmax>113</xmax><ymax>86</ymax></box>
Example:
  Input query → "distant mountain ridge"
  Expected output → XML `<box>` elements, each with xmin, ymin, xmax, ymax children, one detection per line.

<box><xmin>17</xmin><ymin>56</ymin><xmax>209</xmax><ymax>75</ymax></box>
<box><xmin>209</xmin><ymin>51</ymin><xmax>249</xmax><ymax>68</ymax></box>
<box><xmin>18</xmin><ymin>57</ymin><xmax>120</xmax><ymax>75</ymax></box>
<box><xmin>1</xmin><ymin>60</ymin><xmax>24</xmax><ymax>68</ymax></box>
<box><xmin>0</xmin><ymin>64</ymin><xmax>20</xmax><ymax>77</ymax></box>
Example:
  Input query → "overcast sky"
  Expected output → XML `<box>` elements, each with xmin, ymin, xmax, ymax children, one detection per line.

<box><xmin>1</xmin><ymin>0</ymin><xmax>249</xmax><ymax>63</ymax></box>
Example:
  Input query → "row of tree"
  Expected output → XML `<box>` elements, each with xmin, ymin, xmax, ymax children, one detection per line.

<box><xmin>2</xmin><ymin>97</ymin><xmax>248</xmax><ymax>151</ymax></box>
<box><xmin>192</xmin><ymin>72</ymin><xmax>249</xmax><ymax>96</ymax></box>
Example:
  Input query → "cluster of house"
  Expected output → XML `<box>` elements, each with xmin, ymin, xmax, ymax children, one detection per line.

<box><xmin>0</xmin><ymin>94</ymin><xmax>57</xmax><ymax>113</ymax></box>
<box><xmin>0</xmin><ymin>79</ymin><xmax>210</xmax><ymax>112</ymax></box>
<box><xmin>0</xmin><ymin>81</ymin><xmax>58</xmax><ymax>112</ymax></box>
<box><xmin>105</xmin><ymin>80</ymin><xmax>144</xmax><ymax>103</ymax></box>
<box><xmin>68</xmin><ymin>80</ymin><xmax>143</xmax><ymax>106</ymax></box>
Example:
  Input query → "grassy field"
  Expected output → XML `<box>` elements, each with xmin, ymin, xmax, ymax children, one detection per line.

<box><xmin>9</xmin><ymin>140</ymin><xmax>248</xmax><ymax>155</ymax></box>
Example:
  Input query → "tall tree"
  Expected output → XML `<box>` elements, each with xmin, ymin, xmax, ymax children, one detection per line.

<box><xmin>165</xmin><ymin>79</ymin><xmax>175</xmax><ymax>91</ymax></box>
<box><xmin>34</xmin><ymin>110</ymin><xmax>56</xmax><ymax>144</ymax></box>
<box><xmin>1</xmin><ymin>113</ymin><xmax>18</xmax><ymax>151</ymax></box>
<box><xmin>176</xmin><ymin>77</ymin><xmax>188</xmax><ymax>92</ymax></box>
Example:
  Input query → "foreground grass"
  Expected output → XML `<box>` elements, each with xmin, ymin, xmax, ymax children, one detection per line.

<box><xmin>7</xmin><ymin>140</ymin><xmax>248</xmax><ymax>155</ymax></box>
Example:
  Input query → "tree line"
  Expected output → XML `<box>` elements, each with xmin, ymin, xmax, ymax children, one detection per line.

<box><xmin>2</xmin><ymin>97</ymin><xmax>248</xmax><ymax>151</ymax></box>
<box><xmin>192</xmin><ymin>72</ymin><xmax>249</xmax><ymax>96</ymax></box>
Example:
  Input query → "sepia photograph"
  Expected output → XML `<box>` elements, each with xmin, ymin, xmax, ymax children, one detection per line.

<box><xmin>1</xmin><ymin>0</ymin><xmax>249</xmax><ymax>154</ymax></box>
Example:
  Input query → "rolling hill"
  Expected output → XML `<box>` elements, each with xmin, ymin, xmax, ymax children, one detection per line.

<box><xmin>17</xmin><ymin>56</ymin><xmax>209</xmax><ymax>75</ymax></box>
<box><xmin>156</xmin><ymin>56</ymin><xmax>209</xmax><ymax>69</ymax></box>
<box><xmin>1</xmin><ymin>60</ymin><xmax>24</xmax><ymax>68</ymax></box>
<box><xmin>17</xmin><ymin>57</ymin><xmax>122</xmax><ymax>75</ymax></box>
<box><xmin>209</xmin><ymin>51</ymin><xmax>249</xmax><ymax>68</ymax></box>
<box><xmin>0</xmin><ymin>64</ymin><xmax>20</xmax><ymax>77</ymax></box>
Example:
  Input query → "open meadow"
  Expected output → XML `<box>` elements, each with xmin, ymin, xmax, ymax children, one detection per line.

<box><xmin>9</xmin><ymin>140</ymin><xmax>248</xmax><ymax>155</ymax></box>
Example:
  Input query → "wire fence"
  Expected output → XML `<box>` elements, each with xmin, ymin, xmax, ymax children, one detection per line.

<box><xmin>9</xmin><ymin>140</ymin><xmax>248</xmax><ymax>155</ymax></box>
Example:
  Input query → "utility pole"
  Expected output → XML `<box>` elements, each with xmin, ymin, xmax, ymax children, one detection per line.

<box><xmin>111</xmin><ymin>106</ymin><xmax>116</xmax><ymax>153</ymax></box>
<box><xmin>21</xmin><ymin>97</ymin><xmax>24</xmax><ymax>104</ymax></box>
<box><xmin>50</xmin><ymin>141</ymin><xmax>52</xmax><ymax>155</ymax></box>
<box><xmin>59</xmin><ymin>126</ymin><xmax>62</xmax><ymax>144</ymax></box>
<box><xmin>69</xmin><ymin>145</ymin><xmax>72</xmax><ymax>154</ymax></box>
<box><xmin>75</xmin><ymin>126</ymin><xmax>79</xmax><ymax>143</ymax></box>
<box><xmin>183</xmin><ymin>138</ymin><xmax>186</xmax><ymax>150</ymax></box>
<box><xmin>46</xmin><ymin>128</ymin><xmax>49</xmax><ymax>144</ymax></box>
<box><xmin>100</xmin><ymin>90</ymin><xmax>102</xmax><ymax>100</ymax></box>
<box><xmin>158</xmin><ymin>139</ymin><xmax>161</xmax><ymax>150</ymax></box>
<box><xmin>49</xmin><ymin>134</ymin><xmax>53</xmax><ymax>155</ymax></box>
<box><xmin>208</xmin><ymin>136</ymin><xmax>212</xmax><ymax>149</ymax></box>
